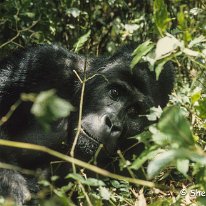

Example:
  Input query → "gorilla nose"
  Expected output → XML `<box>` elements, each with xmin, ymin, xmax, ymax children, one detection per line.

<box><xmin>104</xmin><ymin>115</ymin><xmax>122</xmax><ymax>137</ymax></box>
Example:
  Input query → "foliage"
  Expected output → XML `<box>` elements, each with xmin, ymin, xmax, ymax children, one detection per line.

<box><xmin>31</xmin><ymin>90</ymin><xmax>74</xmax><ymax>130</ymax></box>
<box><xmin>0</xmin><ymin>0</ymin><xmax>206</xmax><ymax>205</ymax></box>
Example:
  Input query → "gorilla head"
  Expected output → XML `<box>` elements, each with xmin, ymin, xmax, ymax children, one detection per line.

<box><xmin>0</xmin><ymin>44</ymin><xmax>174</xmax><ymax>161</ymax></box>
<box><xmin>70</xmin><ymin>47</ymin><xmax>174</xmax><ymax>159</ymax></box>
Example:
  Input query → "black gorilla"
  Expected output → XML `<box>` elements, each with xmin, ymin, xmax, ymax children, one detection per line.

<box><xmin>0</xmin><ymin>44</ymin><xmax>174</xmax><ymax>205</ymax></box>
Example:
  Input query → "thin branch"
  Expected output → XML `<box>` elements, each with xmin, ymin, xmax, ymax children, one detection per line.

<box><xmin>73</xmin><ymin>70</ymin><xmax>83</xmax><ymax>83</ymax></box>
<box><xmin>0</xmin><ymin>139</ymin><xmax>155</xmax><ymax>188</ymax></box>
<box><xmin>70</xmin><ymin>60</ymin><xmax>87</xmax><ymax>173</ymax></box>
<box><xmin>0</xmin><ymin>99</ymin><xmax>22</xmax><ymax>126</ymax></box>
<box><xmin>79</xmin><ymin>182</ymin><xmax>93</xmax><ymax>206</ymax></box>
<box><xmin>0</xmin><ymin>162</ymin><xmax>35</xmax><ymax>175</ymax></box>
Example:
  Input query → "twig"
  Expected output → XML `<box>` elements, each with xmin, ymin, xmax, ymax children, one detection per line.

<box><xmin>0</xmin><ymin>93</ymin><xmax>36</xmax><ymax>126</ymax></box>
<box><xmin>79</xmin><ymin>182</ymin><xmax>93</xmax><ymax>206</ymax></box>
<box><xmin>73</xmin><ymin>70</ymin><xmax>83</xmax><ymax>83</ymax></box>
<box><xmin>70</xmin><ymin>59</ymin><xmax>87</xmax><ymax>173</ymax></box>
<box><xmin>0</xmin><ymin>139</ymin><xmax>155</xmax><ymax>188</ymax></box>
<box><xmin>0</xmin><ymin>99</ymin><xmax>22</xmax><ymax>126</ymax></box>
<box><xmin>0</xmin><ymin>162</ymin><xmax>35</xmax><ymax>175</ymax></box>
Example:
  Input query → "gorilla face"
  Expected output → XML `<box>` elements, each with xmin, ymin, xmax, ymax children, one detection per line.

<box><xmin>77</xmin><ymin>72</ymin><xmax>150</xmax><ymax>156</ymax></box>
<box><xmin>73</xmin><ymin>50</ymin><xmax>174</xmax><ymax>159</ymax></box>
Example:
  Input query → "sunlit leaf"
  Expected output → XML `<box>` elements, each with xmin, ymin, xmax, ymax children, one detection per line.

<box><xmin>66</xmin><ymin>8</ymin><xmax>81</xmax><ymax>18</ymax></box>
<box><xmin>191</xmin><ymin>89</ymin><xmax>201</xmax><ymax>104</ymax></box>
<box><xmin>147</xmin><ymin>150</ymin><xmax>178</xmax><ymax>179</ymax></box>
<box><xmin>149</xmin><ymin>126</ymin><xmax>171</xmax><ymax>146</ymax></box>
<box><xmin>183</xmin><ymin>48</ymin><xmax>200</xmax><ymax>57</ymax></box>
<box><xmin>155</xmin><ymin>36</ymin><xmax>181</xmax><ymax>60</ymax></box>
<box><xmin>176</xmin><ymin>159</ymin><xmax>189</xmax><ymax>176</ymax></box>
<box><xmin>146</xmin><ymin>106</ymin><xmax>163</xmax><ymax>121</ymax></box>
<box><xmin>99</xmin><ymin>187</ymin><xmax>111</xmax><ymax>200</ymax></box>
<box><xmin>148</xmin><ymin>148</ymin><xmax>206</xmax><ymax>179</ymax></box>
<box><xmin>188</xmin><ymin>35</ymin><xmax>206</xmax><ymax>48</ymax></box>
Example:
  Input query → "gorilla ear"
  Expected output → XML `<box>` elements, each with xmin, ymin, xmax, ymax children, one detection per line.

<box><xmin>132</xmin><ymin>61</ymin><xmax>175</xmax><ymax>108</ymax></box>
<box><xmin>157</xmin><ymin>62</ymin><xmax>175</xmax><ymax>107</ymax></box>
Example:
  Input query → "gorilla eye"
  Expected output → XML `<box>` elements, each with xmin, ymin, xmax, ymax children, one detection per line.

<box><xmin>109</xmin><ymin>88</ymin><xmax>120</xmax><ymax>100</ymax></box>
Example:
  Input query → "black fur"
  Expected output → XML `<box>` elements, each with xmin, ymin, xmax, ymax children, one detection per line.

<box><xmin>0</xmin><ymin>44</ymin><xmax>174</xmax><ymax>205</ymax></box>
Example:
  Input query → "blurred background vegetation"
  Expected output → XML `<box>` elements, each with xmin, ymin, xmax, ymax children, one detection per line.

<box><xmin>1</xmin><ymin>0</ymin><xmax>204</xmax><ymax>56</ymax></box>
<box><xmin>0</xmin><ymin>0</ymin><xmax>206</xmax><ymax>205</ymax></box>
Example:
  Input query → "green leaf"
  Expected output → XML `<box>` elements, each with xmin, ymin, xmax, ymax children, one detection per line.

<box><xmin>153</xmin><ymin>0</ymin><xmax>171</xmax><ymax>35</ymax></box>
<box><xmin>84</xmin><ymin>178</ymin><xmax>105</xmax><ymax>187</ymax></box>
<box><xmin>66</xmin><ymin>8</ymin><xmax>81</xmax><ymax>18</ymax></box>
<box><xmin>188</xmin><ymin>35</ymin><xmax>206</xmax><ymax>48</ymax></box>
<box><xmin>146</xmin><ymin>106</ymin><xmax>162</xmax><ymax>121</ymax></box>
<box><xmin>147</xmin><ymin>150</ymin><xmax>178</xmax><ymax>179</ymax></box>
<box><xmin>73</xmin><ymin>30</ymin><xmax>91</xmax><ymax>53</ymax></box>
<box><xmin>66</xmin><ymin>173</ymin><xmax>84</xmax><ymax>181</ymax></box>
<box><xmin>176</xmin><ymin>159</ymin><xmax>189</xmax><ymax>176</ymax></box>
<box><xmin>149</xmin><ymin>126</ymin><xmax>171</xmax><ymax>146</ymax></box>
<box><xmin>51</xmin><ymin>176</ymin><xmax>59</xmax><ymax>182</ymax></box>
<box><xmin>155</xmin><ymin>57</ymin><xmax>171</xmax><ymax>80</ymax></box>
<box><xmin>66</xmin><ymin>173</ymin><xmax>105</xmax><ymax>187</ymax></box>
<box><xmin>158</xmin><ymin>106</ymin><xmax>194</xmax><ymax>147</ymax></box>
<box><xmin>130</xmin><ymin>146</ymin><xmax>161</xmax><ymax>170</ymax></box>
<box><xmin>38</xmin><ymin>180</ymin><xmax>51</xmax><ymax>187</ymax></box>
<box><xmin>31</xmin><ymin>90</ymin><xmax>74</xmax><ymax>129</ymax></box>
<box><xmin>182</xmin><ymin>48</ymin><xmax>200</xmax><ymax>57</ymax></box>
<box><xmin>130</xmin><ymin>40</ymin><xmax>154</xmax><ymax>69</ymax></box>
<box><xmin>195</xmin><ymin>97</ymin><xmax>206</xmax><ymax>119</ymax></box>
<box><xmin>133</xmin><ymin>130</ymin><xmax>153</xmax><ymax>145</ymax></box>
<box><xmin>148</xmin><ymin>148</ymin><xmax>206</xmax><ymax>179</ymax></box>
<box><xmin>111</xmin><ymin>180</ymin><xmax>121</xmax><ymax>188</ymax></box>
<box><xmin>191</xmin><ymin>89</ymin><xmax>201</xmax><ymax>104</ymax></box>
<box><xmin>24</xmin><ymin>12</ymin><xmax>35</xmax><ymax>18</ymax></box>
<box><xmin>154</xmin><ymin>51</ymin><xmax>180</xmax><ymax>80</ymax></box>
<box><xmin>177</xmin><ymin>5</ymin><xmax>186</xmax><ymax>30</ymax></box>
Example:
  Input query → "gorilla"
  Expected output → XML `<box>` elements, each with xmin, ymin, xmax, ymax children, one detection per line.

<box><xmin>0</xmin><ymin>44</ymin><xmax>174</xmax><ymax>205</ymax></box>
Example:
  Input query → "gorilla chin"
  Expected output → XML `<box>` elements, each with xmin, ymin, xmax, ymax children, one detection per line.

<box><xmin>78</xmin><ymin>127</ymin><xmax>101</xmax><ymax>156</ymax></box>
<box><xmin>77</xmin><ymin>127</ymin><xmax>116</xmax><ymax>161</ymax></box>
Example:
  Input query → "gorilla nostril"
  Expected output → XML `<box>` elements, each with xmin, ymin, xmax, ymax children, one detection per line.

<box><xmin>105</xmin><ymin>116</ymin><xmax>112</xmax><ymax>128</ymax></box>
<box><xmin>104</xmin><ymin>115</ymin><xmax>122</xmax><ymax>134</ymax></box>
<box><xmin>112</xmin><ymin>125</ymin><xmax>121</xmax><ymax>132</ymax></box>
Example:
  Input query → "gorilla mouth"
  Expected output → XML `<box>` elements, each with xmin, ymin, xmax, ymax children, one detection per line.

<box><xmin>76</xmin><ymin>127</ymin><xmax>102</xmax><ymax>156</ymax></box>
<box><xmin>80</xmin><ymin>127</ymin><xmax>101</xmax><ymax>144</ymax></box>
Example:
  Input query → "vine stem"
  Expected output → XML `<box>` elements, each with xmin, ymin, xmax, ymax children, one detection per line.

<box><xmin>70</xmin><ymin>59</ymin><xmax>87</xmax><ymax>173</ymax></box>
<box><xmin>0</xmin><ymin>139</ymin><xmax>155</xmax><ymax>188</ymax></box>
